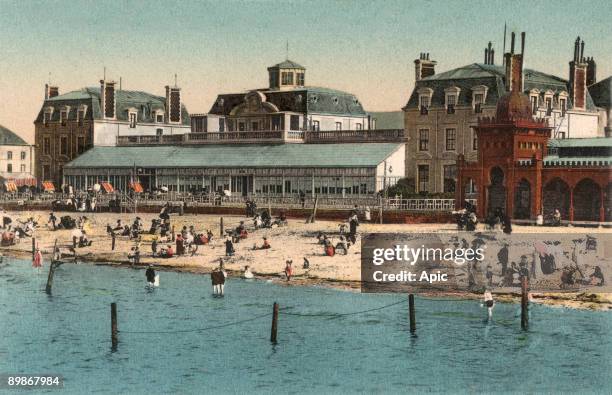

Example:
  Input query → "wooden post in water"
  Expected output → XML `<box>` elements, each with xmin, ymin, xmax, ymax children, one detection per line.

<box><xmin>111</xmin><ymin>233</ymin><xmax>116</xmax><ymax>251</ymax></box>
<box><xmin>220</xmin><ymin>217</ymin><xmax>224</xmax><ymax>239</ymax></box>
<box><xmin>408</xmin><ymin>294</ymin><xmax>416</xmax><ymax>334</ymax></box>
<box><xmin>111</xmin><ymin>303</ymin><xmax>118</xmax><ymax>350</ymax></box>
<box><xmin>31</xmin><ymin>237</ymin><xmax>36</xmax><ymax>258</ymax></box>
<box><xmin>45</xmin><ymin>262</ymin><xmax>57</xmax><ymax>295</ymax></box>
<box><xmin>521</xmin><ymin>276</ymin><xmax>529</xmax><ymax>330</ymax></box>
<box><xmin>270</xmin><ymin>302</ymin><xmax>279</xmax><ymax>343</ymax></box>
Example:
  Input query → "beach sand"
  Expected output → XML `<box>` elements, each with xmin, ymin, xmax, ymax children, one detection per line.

<box><xmin>2</xmin><ymin>209</ymin><xmax>611</xmax><ymax>310</ymax></box>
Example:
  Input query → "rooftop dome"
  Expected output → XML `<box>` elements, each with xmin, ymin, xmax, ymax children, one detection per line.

<box><xmin>495</xmin><ymin>91</ymin><xmax>533</xmax><ymax>121</ymax></box>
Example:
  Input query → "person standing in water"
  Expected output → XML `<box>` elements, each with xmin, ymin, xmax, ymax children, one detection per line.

<box><xmin>145</xmin><ymin>265</ymin><xmax>156</xmax><ymax>286</ymax></box>
<box><xmin>32</xmin><ymin>248</ymin><xmax>43</xmax><ymax>272</ymax></box>
<box><xmin>483</xmin><ymin>289</ymin><xmax>494</xmax><ymax>319</ymax></box>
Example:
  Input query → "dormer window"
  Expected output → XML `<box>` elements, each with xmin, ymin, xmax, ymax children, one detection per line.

<box><xmin>529</xmin><ymin>89</ymin><xmax>540</xmax><ymax>115</ymax></box>
<box><xmin>281</xmin><ymin>72</ymin><xmax>294</xmax><ymax>85</ymax></box>
<box><xmin>417</xmin><ymin>87</ymin><xmax>433</xmax><ymax>115</ymax></box>
<box><xmin>544</xmin><ymin>90</ymin><xmax>554</xmax><ymax>116</ymax></box>
<box><xmin>444</xmin><ymin>86</ymin><xmax>460</xmax><ymax>114</ymax></box>
<box><xmin>60</xmin><ymin>110</ymin><xmax>68</xmax><ymax>126</ymax></box>
<box><xmin>77</xmin><ymin>105</ymin><xmax>87</xmax><ymax>127</ymax></box>
<box><xmin>471</xmin><ymin>85</ymin><xmax>488</xmax><ymax>114</ymax></box>
<box><xmin>128</xmin><ymin>110</ymin><xmax>137</xmax><ymax>128</ymax></box>
<box><xmin>154</xmin><ymin>110</ymin><xmax>164</xmax><ymax>123</ymax></box>
<box><xmin>43</xmin><ymin>109</ymin><xmax>52</xmax><ymax>127</ymax></box>
<box><xmin>558</xmin><ymin>91</ymin><xmax>568</xmax><ymax>117</ymax></box>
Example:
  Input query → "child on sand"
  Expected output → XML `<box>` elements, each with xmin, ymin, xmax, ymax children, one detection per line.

<box><xmin>285</xmin><ymin>260</ymin><xmax>293</xmax><ymax>281</ymax></box>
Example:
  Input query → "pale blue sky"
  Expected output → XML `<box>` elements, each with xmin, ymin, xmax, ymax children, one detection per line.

<box><xmin>0</xmin><ymin>0</ymin><xmax>610</xmax><ymax>141</ymax></box>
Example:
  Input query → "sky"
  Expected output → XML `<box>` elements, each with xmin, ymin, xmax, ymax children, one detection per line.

<box><xmin>0</xmin><ymin>0</ymin><xmax>610</xmax><ymax>143</ymax></box>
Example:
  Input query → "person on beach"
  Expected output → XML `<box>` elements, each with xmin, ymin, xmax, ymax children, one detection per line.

<box><xmin>588</xmin><ymin>266</ymin><xmax>604</xmax><ymax>286</ymax></box>
<box><xmin>285</xmin><ymin>260</ymin><xmax>293</xmax><ymax>281</ymax></box>
<box><xmin>483</xmin><ymin>289</ymin><xmax>494</xmax><ymax>319</ymax></box>
<box><xmin>348</xmin><ymin>211</ymin><xmax>359</xmax><ymax>244</ymax></box>
<box><xmin>48</xmin><ymin>212</ymin><xmax>57</xmax><ymax>230</ymax></box>
<box><xmin>151</xmin><ymin>238</ymin><xmax>158</xmax><ymax>257</ymax></box>
<box><xmin>145</xmin><ymin>265</ymin><xmax>156</xmax><ymax>286</ymax></box>
<box><xmin>32</xmin><ymin>247</ymin><xmax>43</xmax><ymax>271</ymax></box>
<box><xmin>303</xmin><ymin>257</ymin><xmax>310</xmax><ymax>269</ymax></box>
<box><xmin>497</xmin><ymin>243</ymin><xmax>509</xmax><ymax>276</ymax></box>
<box><xmin>212</xmin><ymin>259</ymin><xmax>227</xmax><ymax>296</ymax></box>
<box><xmin>113</xmin><ymin>220</ymin><xmax>123</xmax><ymax>232</ymax></box>
<box><xmin>225</xmin><ymin>237</ymin><xmax>235</xmax><ymax>256</ymax></box>
<box><xmin>128</xmin><ymin>246</ymin><xmax>140</xmax><ymax>265</ymax></box>
<box><xmin>335</xmin><ymin>236</ymin><xmax>349</xmax><ymax>255</ymax></box>
<box><xmin>160</xmin><ymin>245</ymin><xmax>174</xmax><ymax>258</ymax></box>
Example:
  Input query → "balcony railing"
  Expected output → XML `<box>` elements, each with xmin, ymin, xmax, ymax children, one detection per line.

<box><xmin>116</xmin><ymin>129</ymin><xmax>405</xmax><ymax>146</ymax></box>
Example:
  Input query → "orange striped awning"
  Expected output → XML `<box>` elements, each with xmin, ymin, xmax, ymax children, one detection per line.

<box><xmin>100</xmin><ymin>182</ymin><xmax>114</xmax><ymax>193</ymax></box>
<box><xmin>42</xmin><ymin>181</ymin><xmax>55</xmax><ymax>192</ymax></box>
<box><xmin>129</xmin><ymin>182</ymin><xmax>144</xmax><ymax>193</ymax></box>
<box><xmin>14</xmin><ymin>178</ymin><xmax>36</xmax><ymax>187</ymax></box>
<box><xmin>4</xmin><ymin>182</ymin><xmax>17</xmax><ymax>192</ymax></box>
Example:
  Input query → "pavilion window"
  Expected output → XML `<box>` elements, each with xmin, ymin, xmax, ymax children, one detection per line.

<box><xmin>129</xmin><ymin>113</ymin><xmax>137</xmax><ymax>128</ymax></box>
<box><xmin>355</xmin><ymin>123</ymin><xmax>362</xmax><ymax>130</ymax></box>
<box><xmin>290</xmin><ymin>115</ymin><xmax>300</xmax><ymax>131</ymax></box>
<box><xmin>156</xmin><ymin>113</ymin><xmax>164</xmax><ymax>123</ymax></box>
<box><xmin>296</xmin><ymin>72</ymin><xmax>304</xmax><ymax>86</ymax></box>
<box><xmin>281</xmin><ymin>72</ymin><xmax>294</xmax><ymax>85</ymax></box>
<box><xmin>335</xmin><ymin>122</ymin><xmax>342</xmax><ymax>131</ymax></box>
<box><xmin>312</xmin><ymin>120</ymin><xmax>320</xmax><ymax>131</ymax></box>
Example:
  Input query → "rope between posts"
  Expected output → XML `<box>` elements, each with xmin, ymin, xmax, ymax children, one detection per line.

<box><xmin>119</xmin><ymin>312</ymin><xmax>272</xmax><ymax>334</ymax></box>
<box><xmin>279</xmin><ymin>298</ymin><xmax>405</xmax><ymax>317</ymax></box>
<box><xmin>118</xmin><ymin>298</ymin><xmax>406</xmax><ymax>335</ymax></box>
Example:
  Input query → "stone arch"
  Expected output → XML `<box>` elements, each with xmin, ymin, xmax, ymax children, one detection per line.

<box><xmin>487</xmin><ymin>166</ymin><xmax>505</xmax><ymax>215</ymax></box>
<box><xmin>543</xmin><ymin>178</ymin><xmax>570</xmax><ymax>219</ymax></box>
<box><xmin>514</xmin><ymin>178</ymin><xmax>531</xmax><ymax>219</ymax></box>
<box><xmin>573</xmin><ymin>178</ymin><xmax>601</xmax><ymax>221</ymax></box>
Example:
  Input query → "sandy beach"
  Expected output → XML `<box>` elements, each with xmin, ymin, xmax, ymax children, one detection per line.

<box><xmin>1</xmin><ymin>209</ymin><xmax>611</xmax><ymax>310</ymax></box>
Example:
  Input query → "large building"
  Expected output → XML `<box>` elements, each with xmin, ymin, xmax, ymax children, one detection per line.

<box><xmin>34</xmin><ymin>81</ymin><xmax>190</xmax><ymax>187</ymax></box>
<box><xmin>0</xmin><ymin>125</ymin><xmax>35</xmax><ymax>189</ymax></box>
<box><xmin>589</xmin><ymin>76</ymin><xmax>612</xmax><ymax>137</ymax></box>
<box><xmin>190</xmin><ymin>60</ymin><xmax>372</xmax><ymax>134</ymax></box>
<box><xmin>63</xmin><ymin>143</ymin><xmax>405</xmax><ymax>197</ymax></box>
<box><xmin>456</xmin><ymin>33</ymin><xmax>611</xmax><ymax>223</ymax></box>
<box><xmin>403</xmin><ymin>36</ymin><xmax>602</xmax><ymax>195</ymax></box>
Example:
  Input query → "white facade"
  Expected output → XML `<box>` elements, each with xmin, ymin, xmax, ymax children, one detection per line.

<box><xmin>94</xmin><ymin>120</ymin><xmax>191</xmax><ymax>146</ymax></box>
<box><xmin>0</xmin><ymin>145</ymin><xmax>34</xmax><ymax>180</ymax></box>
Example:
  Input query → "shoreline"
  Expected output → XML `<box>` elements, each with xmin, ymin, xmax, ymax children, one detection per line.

<box><xmin>3</xmin><ymin>245</ymin><xmax>611</xmax><ymax>311</ymax></box>
<box><xmin>1</xmin><ymin>210</ymin><xmax>610</xmax><ymax>311</ymax></box>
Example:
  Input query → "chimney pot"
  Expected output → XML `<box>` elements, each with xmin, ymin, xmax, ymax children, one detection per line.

<box><xmin>48</xmin><ymin>86</ymin><xmax>59</xmax><ymax>98</ymax></box>
<box><xmin>490</xmin><ymin>49</ymin><xmax>495</xmax><ymax>65</ymax></box>
<box><xmin>521</xmin><ymin>32</ymin><xmax>525</xmax><ymax>55</ymax></box>
<box><xmin>510</xmin><ymin>32</ymin><xmax>515</xmax><ymax>54</ymax></box>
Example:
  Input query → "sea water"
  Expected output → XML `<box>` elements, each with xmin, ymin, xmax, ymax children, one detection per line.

<box><xmin>0</xmin><ymin>258</ymin><xmax>610</xmax><ymax>394</ymax></box>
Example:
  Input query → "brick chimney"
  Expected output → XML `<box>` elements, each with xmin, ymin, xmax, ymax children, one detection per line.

<box><xmin>414</xmin><ymin>53</ymin><xmax>436</xmax><ymax>81</ymax></box>
<box><xmin>165</xmin><ymin>85</ymin><xmax>182</xmax><ymax>124</ymax></box>
<box><xmin>503</xmin><ymin>32</ymin><xmax>525</xmax><ymax>93</ymax></box>
<box><xmin>45</xmin><ymin>84</ymin><xmax>59</xmax><ymax>99</ymax></box>
<box><xmin>568</xmin><ymin>37</ymin><xmax>587</xmax><ymax>110</ymax></box>
<box><xmin>100</xmin><ymin>80</ymin><xmax>116</xmax><ymax>119</ymax></box>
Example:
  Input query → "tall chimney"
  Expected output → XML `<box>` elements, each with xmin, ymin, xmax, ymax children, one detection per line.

<box><xmin>580</xmin><ymin>40</ymin><xmax>585</xmax><ymax>62</ymax></box>
<box><xmin>569</xmin><ymin>37</ymin><xmax>587</xmax><ymax>110</ymax></box>
<box><xmin>45</xmin><ymin>85</ymin><xmax>59</xmax><ymax>99</ymax></box>
<box><xmin>44</xmin><ymin>83</ymin><xmax>49</xmax><ymax>100</ymax></box>
<box><xmin>504</xmin><ymin>32</ymin><xmax>525</xmax><ymax>93</ymax></box>
<box><xmin>484</xmin><ymin>47</ymin><xmax>489</xmax><ymax>64</ymax></box>
<box><xmin>587</xmin><ymin>57</ymin><xmax>597</xmax><ymax>86</ymax></box>
<box><xmin>165</xmin><ymin>85</ymin><xmax>182</xmax><ymax>124</ymax></box>
<box><xmin>490</xmin><ymin>49</ymin><xmax>495</xmax><ymax>65</ymax></box>
<box><xmin>100</xmin><ymin>80</ymin><xmax>116</xmax><ymax>119</ymax></box>
<box><xmin>414</xmin><ymin>53</ymin><xmax>437</xmax><ymax>81</ymax></box>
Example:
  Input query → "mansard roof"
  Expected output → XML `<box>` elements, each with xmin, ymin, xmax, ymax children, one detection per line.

<box><xmin>208</xmin><ymin>86</ymin><xmax>367</xmax><ymax>117</ymax></box>
<box><xmin>0</xmin><ymin>125</ymin><xmax>28</xmax><ymax>146</ymax></box>
<box><xmin>34</xmin><ymin>87</ymin><xmax>190</xmax><ymax>125</ymax></box>
<box><xmin>404</xmin><ymin>63</ymin><xmax>597</xmax><ymax>111</ymax></box>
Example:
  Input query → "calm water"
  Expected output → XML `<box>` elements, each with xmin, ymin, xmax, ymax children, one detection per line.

<box><xmin>0</xmin><ymin>258</ymin><xmax>611</xmax><ymax>394</ymax></box>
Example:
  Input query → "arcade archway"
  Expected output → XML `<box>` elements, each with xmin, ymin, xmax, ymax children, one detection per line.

<box><xmin>573</xmin><ymin>178</ymin><xmax>601</xmax><ymax>221</ymax></box>
<box><xmin>543</xmin><ymin>178</ymin><xmax>570</xmax><ymax>220</ymax></box>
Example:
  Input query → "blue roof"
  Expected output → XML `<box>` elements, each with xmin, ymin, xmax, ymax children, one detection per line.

<box><xmin>65</xmin><ymin>143</ymin><xmax>404</xmax><ymax>169</ymax></box>
<box><xmin>0</xmin><ymin>125</ymin><xmax>28</xmax><ymax>146</ymax></box>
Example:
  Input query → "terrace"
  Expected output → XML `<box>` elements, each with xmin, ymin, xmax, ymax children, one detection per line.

<box><xmin>116</xmin><ymin>129</ymin><xmax>404</xmax><ymax>146</ymax></box>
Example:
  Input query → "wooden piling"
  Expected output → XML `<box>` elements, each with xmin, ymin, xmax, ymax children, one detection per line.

<box><xmin>31</xmin><ymin>237</ymin><xmax>36</xmax><ymax>258</ymax></box>
<box><xmin>521</xmin><ymin>276</ymin><xmax>529</xmax><ymax>330</ymax></box>
<box><xmin>111</xmin><ymin>233</ymin><xmax>116</xmax><ymax>251</ymax></box>
<box><xmin>111</xmin><ymin>302</ymin><xmax>118</xmax><ymax>349</ymax></box>
<box><xmin>270</xmin><ymin>302</ymin><xmax>279</xmax><ymax>343</ymax></box>
<box><xmin>220</xmin><ymin>217</ymin><xmax>224</xmax><ymax>239</ymax></box>
<box><xmin>408</xmin><ymin>294</ymin><xmax>416</xmax><ymax>333</ymax></box>
<box><xmin>45</xmin><ymin>261</ymin><xmax>57</xmax><ymax>295</ymax></box>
